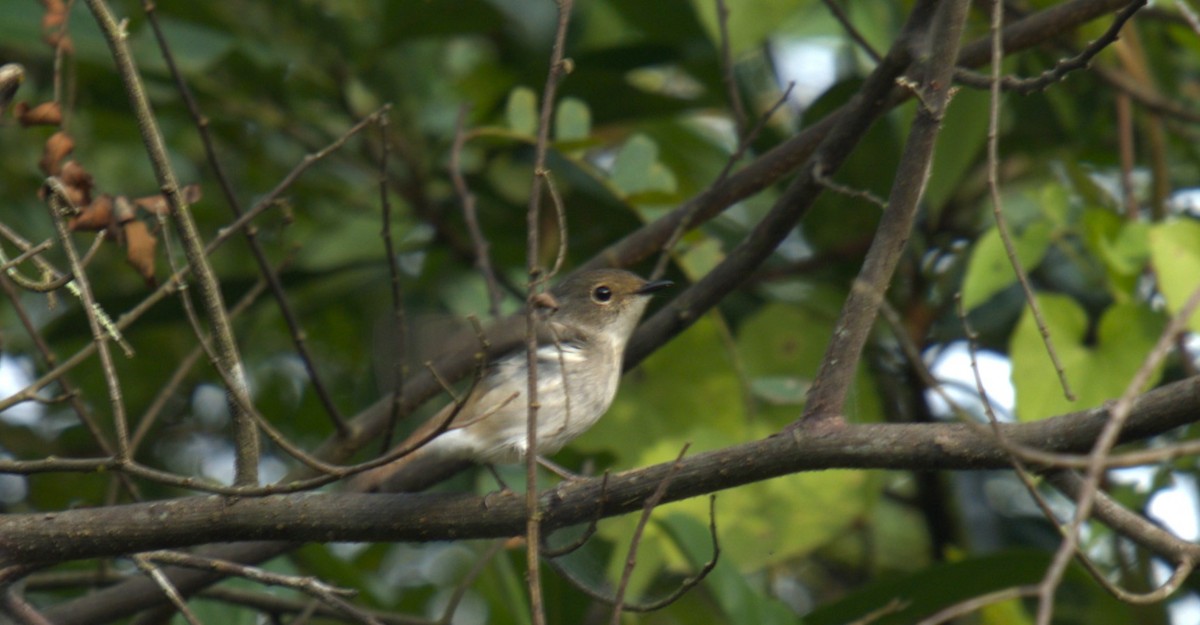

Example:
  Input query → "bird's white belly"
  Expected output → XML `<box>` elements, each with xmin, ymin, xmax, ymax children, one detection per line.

<box><xmin>458</xmin><ymin>346</ymin><xmax>621</xmax><ymax>464</ymax></box>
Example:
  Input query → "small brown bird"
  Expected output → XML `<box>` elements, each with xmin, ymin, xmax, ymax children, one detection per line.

<box><xmin>355</xmin><ymin>269</ymin><xmax>671</xmax><ymax>492</ymax></box>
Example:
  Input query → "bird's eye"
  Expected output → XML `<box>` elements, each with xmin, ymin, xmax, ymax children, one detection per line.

<box><xmin>592</xmin><ymin>285</ymin><xmax>613</xmax><ymax>303</ymax></box>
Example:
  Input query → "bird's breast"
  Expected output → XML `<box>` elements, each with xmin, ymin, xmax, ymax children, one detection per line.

<box><xmin>466</xmin><ymin>341</ymin><xmax>622</xmax><ymax>463</ymax></box>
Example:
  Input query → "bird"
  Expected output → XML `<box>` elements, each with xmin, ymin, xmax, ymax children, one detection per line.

<box><xmin>354</xmin><ymin>268</ymin><xmax>672</xmax><ymax>493</ymax></box>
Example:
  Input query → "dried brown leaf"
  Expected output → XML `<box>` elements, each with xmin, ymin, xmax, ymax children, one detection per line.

<box><xmin>124</xmin><ymin>220</ymin><xmax>158</xmax><ymax>286</ymax></box>
<box><xmin>40</xmin><ymin>0</ymin><xmax>73</xmax><ymax>53</ymax></box>
<box><xmin>70</xmin><ymin>195</ymin><xmax>114</xmax><ymax>231</ymax></box>
<box><xmin>17</xmin><ymin>101</ymin><xmax>62</xmax><ymax>127</ymax></box>
<box><xmin>39</xmin><ymin>131</ymin><xmax>73</xmax><ymax>175</ymax></box>
<box><xmin>132</xmin><ymin>184</ymin><xmax>204</xmax><ymax>215</ymax></box>
<box><xmin>60</xmin><ymin>160</ymin><xmax>93</xmax><ymax>203</ymax></box>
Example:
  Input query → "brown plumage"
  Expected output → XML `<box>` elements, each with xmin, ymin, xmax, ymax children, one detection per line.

<box><xmin>353</xmin><ymin>269</ymin><xmax>671</xmax><ymax>492</ymax></box>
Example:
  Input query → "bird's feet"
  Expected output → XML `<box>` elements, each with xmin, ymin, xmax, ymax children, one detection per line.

<box><xmin>481</xmin><ymin>464</ymin><xmax>518</xmax><ymax>510</ymax></box>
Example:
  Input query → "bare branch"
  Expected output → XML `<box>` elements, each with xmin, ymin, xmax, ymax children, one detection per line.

<box><xmin>378</xmin><ymin>112</ymin><xmax>410</xmax><ymax>454</ymax></box>
<box><xmin>84</xmin><ymin>0</ymin><xmax>261</xmax><ymax>485</ymax></box>
<box><xmin>43</xmin><ymin>179</ymin><xmax>130</xmax><ymax>462</ymax></box>
<box><xmin>800</xmin><ymin>0</ymin><xmax>971</xmax><ymax>426</ymax></box>
<box><xmin>451</xmin><ymin>105</ymin><xmax>504</xmax><ymax>318</ymax></box>
<box><xmin>521</xmin><ymin>3</ymin><xmax>576</xmax><ymax>623</ymax></box>
<box><xmin>132</xmin><ymin>555</ymin><xmax>203</xmax><ymax>625</ymax></box>
<box><xmin>714</xmin><ymin>0</ymin><xmax>747</xmax><ymax>135</ymax></box>
<box><xmin>821</xmin><ymin>0</ymin><xmax>882</xmax><ymax>63</ymax></box>
<box><xmin>913</xmin><ymin>585</ymin><xmax>1039</xmax><ymax>625</ymax></box>
<box><xmin>1</xmin><ymin>585</ymin><xmax>55</xmax><ymax>625</ymax></box>
<box><xmin>1035</xmin><ymin>254</ymin><xmax>1200</xmax><ymax>625</ymax></box>
<box><xmin>953</xmin><ymin>0</ymin><xmax>1147</xmax><ymax>94</ymax></box>
<box><xmin>610</xmin><ymin>444</ymin><xmax>691</xmax><ymax>622</ymax></box>
<box><xmin>985</xmin><ymin>0</ymin><xmax>1076</xmax><ymax>407</ymax></box>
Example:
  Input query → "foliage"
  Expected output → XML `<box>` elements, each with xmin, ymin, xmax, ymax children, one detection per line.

<box><xmin>2</xmin><ymin>0</ymin><xmax>1200</xmax><ymax>624</ymax></box>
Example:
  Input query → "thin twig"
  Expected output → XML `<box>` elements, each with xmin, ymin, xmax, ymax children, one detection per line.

<box><xmin>207</xmin><ymin>107</ymin><xmax>392</xmax><ymax>262</ymax></box>
<box><xmin>609</xmin><ymin>444</ymin><xmax>690</xmax><ymax>623</ymax></box>
<box><xmin>913</xmin><ymin>585</ymin><xmax>1039</xmax><ymax>625</ymax></box>
<box><xmin>1109</xmin><ymin>20</ymin><xmax>1169</xmax><ymax>219</ymax></box>
<box><xmin>194</xmin><ymin>586</ymin><xmax>426</xmax><ymax>625</ymax></box>
<box><xmin>0</xmin><ymin>108</ymin><xmax>389</xmax><ymax>418</ymax></box>
<box><xmin>0</xmin><ymin>273</ymin><xmax>144</xmax><ymax>501</ymax></box>
<box><xmin>845</xmin><ymin>598</ymin><xmax>908</xmax><ymax>625</ymax></box>
<box><xmin>132</xmin><ymin>555</ymin><xmax>203</xmax><ymax>625</ymax></box>
<box><xmin>953</xmin><ymin>0</ymin><xmax>1146</xmax><ymax>95</ymax></box>
<box><xmin>522</xmin><ymin>3</ymin><xmax>575</xmax><ymax>623</ymax></box>
<box><xmin>542</xmin><ymin>171</ymin><xmax>569</xmax><ymax>281</ymax></box>
<box><xmin>131</xmin><ymin>274</ymin><xmax>272</xmax><ymax>453</ymax></box>
<box><xmin>984</xmin><ymin>1</ymin><xmax>1075</xmax><ymax>405</ymax></box>
<box><xmin>1049</xmin><ymin>472</ymin><xmax>1200</xmax><ymax>574</ymax></box>
<box><xmin>0</xmin><ymin>225</ymin><xmax>128</xmax><ymax>354</ymax></box>
<box><xmin>142</xmin><ymin>0</ymin><xmax>351</xmax><ymax>439</ymax></box>
<box><xmin>0</xmin><ymin>238</ymin><xmax>53</xmax><ymax>273</ymax></box>
<box><xmin>1116</xmin><ymin>91</ymin><xmax>1139</xmax><ymax>218</ymax></box>
<box><xmin>715</xmin><ymin>0</ymin><xmax>747</xmax><ymax>135</ymax></box>
<box><xmin>650</xmin><ymin>82</ymin><xmax>795</xmax><ymax>280</ymax></box>
<box><xmin>812</xmin><ymin>167</ymin><xmax>888</xmax><ymax>210</ymax></box>
<box><xmin>1</xmin><ymin>586</ymin><xmax>55</xmax><ymax>625</ymax></box>
<box><xmin>377</xmin><ymin>112</ymin><xmax>409</xmax><ymax>454</ymax></box>
<box><xmin>451</xmin><ymin>104</ymin><xmax>504</xmax><ymax>318</ymax></box>
<box><xmin>821</xmin><ymin>0</ymin><xmax>882</xmax><ymax>63</ymax></box>
<box><xmin>1178</xmin><ymin>0</ymin><xmax>1200</xmax><ymax>34</ymax></box>
<box><xmin>435</xmin><ymin>540</ymin><xmax>505</xmax><ymax>625</ymax></box>
<box><xmin>43</xmin><ymin>180</ymin><xmax>131</xmax><ymax>462</ymax></box>
<box><xmin>1036</xmin><ymin>274</ymin><xmax>1200</xmax><ymax>625</ymax></box>
<box><xmin>0</xmin><ymin>224</ymin><xmax>73</xmax><ymax>293</ymax></box>
<box><xmin>547</xmin><ymin>495</ymin><xmax>720</xmax><ymax>613</ymax></box>
<box><xmin>138</xmin><ymin>551</ymin><xmax>381</xmax><ymax>625</ymax></box>
<box><xmin>85</xmin><ymin>0</ymin><xmax>261</xmax><ymax>485</ymax></box>
<box><xmin>900</xmin><ymin>298</ymin><xmax>1200</xmax><ymax>473</ymax></box>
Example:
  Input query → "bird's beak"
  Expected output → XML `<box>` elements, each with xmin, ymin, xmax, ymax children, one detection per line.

<box><xmin>636</xmin><ymin>279</ymin><xmax>673</xmax><ymax>295</ymax></box>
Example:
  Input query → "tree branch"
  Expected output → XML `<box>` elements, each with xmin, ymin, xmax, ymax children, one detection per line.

<box><xmin>17</xmin><ymin>373</ymin><xmax>1200</xmax><ymax>571</ymax></box>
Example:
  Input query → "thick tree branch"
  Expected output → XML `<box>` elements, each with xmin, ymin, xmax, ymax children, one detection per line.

<box><xmin>801</xmin><ymin>0</ymin><xmax>971</xmax><ymax>424</ymax></box>
<box><xmin>580</xmin><ymin>0</ymin><xmax>1132</xmax><ymax>276</ymax></box>
<box><xmin>15</xmin><ymin>373</ymin><xmax>1200</xmax><ymax>570</ymax></box>
<box><xmin>30</xmin><ymin>1</ymin><xmax>1146</xmax><ymax>622</ymax></box>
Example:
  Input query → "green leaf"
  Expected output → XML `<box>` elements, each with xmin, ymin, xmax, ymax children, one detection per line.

<box><xmin>737</xmin><ymin>301</ymin><xmax>880</xmax><ymax>423</ymax></box>
<box><xmin>749</xmin><ymin>375</ymin><xmax>809</xmax><ymax>405</ymax></box>
<box><xmin>581</xmin><ymin>314</ymin><xmax>873</xmax><ymax>591</ymax></box>
<box><xmin>504</xmin><ymin>86</ymin><xmax>538</xmax><ymax>136</ymax></box>
<box><xmin>678</xmin><ymin>237</ymin><xmax>724</xmax><ymax>281</ymax></box>
<box><xmin>1010</xmin><ymin>295</ymin><xmax>1163</xmax><ymax>421</ymax></box>
<box><xmin>738</xmin><ymin>304</ymin><xmax>829</xmax><ymax>378</ymax></box>
<box><xmin>1083</xmin><ymin>208</ymin><xmax>1148</xmax><ymax>277</ymax></box>
<box><xmin>925</xmin><ymin>88</ymin><xmax>990</xmax><ymax>213</ymax></box>
<box><xmin>805</xmin><ymin>549</ymin><xmax>1130</xmax><ymax>625</ymax></box>
<box><xmin>659</xmin><ymin>513</ymin><xmax>795</xmax><ymax>625</ymax></box>
<box><xmin>553</xmin><ymin>97</ymin><xmax>590</xmax><ymax>142</ymax></box>
<box><xmin>961</xmin><ymin>223</ymin><xmax>1053</xmax><ymax>310</ymax></box>
<box><xmin>609</xmin><ymin>133</ymin><xmax>677</xmax><ymax>197</ymax></box>
<box><xmin>1061</xmin><ymin>160</ymin><xmax>1117</xmax><ymax>209</ymax></box>
<box><xmin>689</xmin><ymin>0</ymin><xmax>812</xmax><ymax>56</ymax></box>
<box><xmin>1149</xmin><ymin>219</ymin><xmax>1200</xmax><ymax>332</ymax></box>
<box><xmin>1078</xmin><ymin>209</ymin><xmax>1148</xmax><ymax>300</ymax></box>
<box><xmin>130</xmin><ymin>17</ymin><xmax>235</xmax><ymax>75</ymax></box>
<box><xmin>609</xmin><ymin>132</ymin><xmax>676</xmax><ymax>196</ymax></box>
